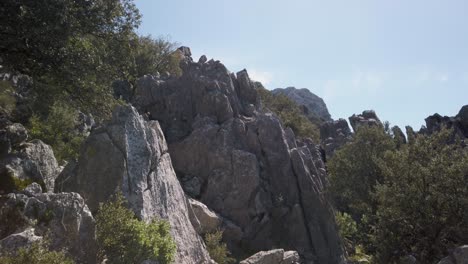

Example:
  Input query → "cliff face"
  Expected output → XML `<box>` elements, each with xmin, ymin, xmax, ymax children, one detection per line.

<box><xmin>56</xmin><ymin>106</ymin><xmax>212</xmax><ymax>264</ymax></box>
<box><xmin>133</xmin><ymin>47</ymin><xmax>345</xmax><ymax>263</ymax></box>
<box><xmin>273</xmin><ymin>87</ymin><xmax>332</xmax><ymax>122</ymax></box>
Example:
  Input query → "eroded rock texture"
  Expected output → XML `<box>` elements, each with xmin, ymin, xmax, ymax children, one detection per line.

<box><xmin>0</xmin><ymin>183</ymin><xmax>96</xmax><ymax>263</ymax></box>
<box><xmin>133</xmin><ymin>47</ymin><xmax>345</xmax><ymax>264</ymax></box>
<box><xmin>0</xmin><ymin>122</ymin><xmax>60</xmax><ymax>193</ymax></box>
<box><xmin>56</xmin><ymin>105</ymin><xmax>212</xmax><ymax>264</ymax></box>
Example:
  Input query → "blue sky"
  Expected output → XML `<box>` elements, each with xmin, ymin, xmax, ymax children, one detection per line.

<box><xmin>135</xmin><ymin>0</ymin><xmax>468</xmax><ymax>130</ymax></box>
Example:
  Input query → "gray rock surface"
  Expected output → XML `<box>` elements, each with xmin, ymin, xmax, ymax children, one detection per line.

<box><xmin>349</xmin><ymin>110</ymin><xmax>382</xmax><ymax>132</ymax></box>
<box><xmin>273</xmin><ymin>87</ymin><xmax>332</xmax><ymax>122</ymax></box>
<box><xmin>320</xmin><ymin>118</ymin><xmax>352</xmax><ymax>158</ymax></box>
<box><xmin>0</xmin><ymin>228</ymin><xmax>42</xmax><ymax>253</ymax></box>
<box><xmin>0</xmin><ymin>187</ymin><xmax>96</xmax><ymax>263</ymax></box>
<box><xmin>188</xmin><ymin>198</ymin><xmax>222</xmax><ymax>234</ymax></box>
<box><xmin>133</xmin><ymin>49</ymin><xmax>345</xmax><ymax>263</ymax></box>
<box><xmin>239</xmin><ymin>249</ymin><xmax>300</xmax><ymax>264</ymax></box>
<box><xmin>437</xmin><ymin>245</ymin><xmax>468</xmax><ymax>264</ymax></box>
<box><xmin>0</xmin><ymin>123</ymin><xmax>60</xmax><ymax>193</ymax></box>
<box><xmin>56</xmin><ymin>105</ymin><xmax>212</xmax><ymax>264</ymax></box>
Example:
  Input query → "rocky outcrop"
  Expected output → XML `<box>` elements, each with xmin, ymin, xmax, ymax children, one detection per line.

<box><xmin>349</xmin><ymin>110</ymin><xmax>382</xmax><ymax>132</ymax></box>
<box><xmin>133</xmin><ymin>47</ymin><xmax>345</xmax><ymax>263</ymax></box>
<box><xmin>0</xmin><ymin>122</ymin><xmax>60</xmax><ymax>193</ymax></box>
<box><xmin>273</xmin><ymin>87</ymin><xmax>332</xmax><ymax>122</ymax></box>
<box><xmin>437</xmin><ymin>245</ymin><xmax>468</xmax><ymax>264</ymax></box>
<box><xmin>0</xmin><ymin>183</ymin><xmax>96</xmax><ymax>263</ymax></box>
<box><xmin>320</xmin><ymin>119</ymin><xmax>352</xmax><ymax>158</ymax></box>
<box><xmin>240</xmin><ymin>249</ymin><xmax>300</xmax><ymax>264</ymax></box>
<box><xmin>188</xmin><ymin>198</ymin><xmax>222</xmax><ymax>235</ymax></box>
<box><xmin>55</xmin><ymin>105</ymin><xmax>212</xmax><ymax>264</ymax></box>
<box><xmin>423</xmin><ymin>105</ymin><xmax>468</xmax><ymax>138</ymax></box>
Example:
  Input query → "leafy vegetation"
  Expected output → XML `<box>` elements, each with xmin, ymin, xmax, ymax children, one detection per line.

<box><xmin>28</xmin><ymin>102</ymin><xmax>86</xmax><ymax>163</ymax></box>
<box><xmin>0</xmin><ymin>241</ymin><xmax>74</xmax><ymax>264</ymax></box>
<box><xmin>1</xmin><ymin>0</ymin><xmax>182</xmax><ymax>163</ymax></box>
<box><xmin>95</xmin><ymin>192</ymin><xmax>176</xmax><ymax>264</ymax></box>
<box><xmin>329</xmin><ymin>126</ymin><xmax>468</xmax><ymax>263</ymax></box>
<box><xmin>257</xmin><ymin>84</ymin><xmax>320</xmax><ymax>142</ymax></box>
<box><xmin>204</xmin><ymin>230</ymin><xmax>235</xmax><ymax>264</ymax></box>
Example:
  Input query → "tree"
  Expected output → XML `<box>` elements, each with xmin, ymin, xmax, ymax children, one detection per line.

<box><xmin>96</xmin><ymin>192</ymin><xmax>176</xmax><ymax>264</ymax></box>
<box><xmin>0</xmin><ymin>0</ymin><xmax>141</xmax><ymax>118</ymax></box>
<box><xmin>204</xmin><ymin>230</ymin><xmax>235</xmax><ymax>264</ymax></box>
<box><xmin>134</xmin><ymin>35</ymin><xmax>182</xmax><ymax>78</ymax></box>
<box><xmin>257</xmin><ymin>84</ymin><xmax>320</xmax><ymax>142</ymax></box>
<box><xmin>329</xmin><ymin>126</ymin><xmax>395</xmax><ymax>219</ymax></box>
<box><xmin>372</xmin><ymin>128</ymin><xmax>468</xmax><ymax>263</ymax></box>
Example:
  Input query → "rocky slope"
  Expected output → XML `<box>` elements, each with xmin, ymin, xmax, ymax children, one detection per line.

<box><xmin>273</xmin><ymin>87</ymin><xmax>332</xmax><ymax>122</ymax></box>
<box><xmin>132</xmin><ymin>47</ymin><xmax>345</xmax><ymax>263</ymax></box>
<box><xmin>55</xmin><ymin>105</ymin><xmax>212</xmax><ymax>264</ymax></box>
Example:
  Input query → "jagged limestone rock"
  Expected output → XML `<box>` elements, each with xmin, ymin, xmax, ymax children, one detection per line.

<box><xmin>56</xmin><ymin>105</ymin><xmax>212</xmax><ymax>264</ymax></box>
<box><xmin>133</xmin><ymin>49</ymin><xmax>345</xmax><ymax>264</ymax></box>
<box><xmin>0</xmin><ymin>188</ymin><xmax>96</xmax><ymax>263</ymax></box>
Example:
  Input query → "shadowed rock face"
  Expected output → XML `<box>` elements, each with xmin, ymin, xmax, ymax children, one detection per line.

<box><xmin>133</xmin><ymin>47</ymin><xmax>345</xmax><ymax>264</ymax></box>
<box><xmin>423</xmin><ymin>105</ymin><xmax>468</xmax><ymax>139</ymax></box>
<box><xmin>272</xmin><ymin>87</ymin><xmax>332</xmax><ymax>122</ymax></box>
<box><xmin>55</xmin><ymin>105</ymin><xmax>212</xmax><ymax>264</ymax></box>
<box><xmin>0</xmin><ymin>184</ymin><xmax>97</xmax><ymax>263</ymax></box>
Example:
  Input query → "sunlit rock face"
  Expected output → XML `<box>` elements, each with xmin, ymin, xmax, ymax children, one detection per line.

<box><xmin>55</xmin><ymin>105</ymin><xmax>212</xmax><ymax>264</ymax></box>
<box><xmin>132</xmin><ymin>47</ymin><xmax>345</xmax><ymax>264</ymax></box>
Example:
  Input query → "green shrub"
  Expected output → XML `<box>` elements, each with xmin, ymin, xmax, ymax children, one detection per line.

<box><xmin>28</xmin><ymin>102</ymin><xmax>85</xmax><ymax>163</ymax></box>
<box><xmin>204</xmin><ymin>230</ymin><xmax>235</xmax><ymax>264</ymax></box>
<box><xmin>96</xmin><ymin>192</ymin><xmax>176</xmax><ymax>264</ymax></box>
<box><xmin>0</xmin><ymin>241</ymin><xmax>74</xmax><ymax>264</ymax></box>
<box><xmin>0</xmin><ymin>81</ymin><xmax>16</xmax><ymax>115</ymax></box>
<box><xmin>256</xmin><ymin>85</ymin><xmax>320</xmax><ymax>142</ymax></box>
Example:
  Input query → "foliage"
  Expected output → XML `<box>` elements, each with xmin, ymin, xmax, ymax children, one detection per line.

<box><xmin>336</xmin><ymin>211</ymin><xmax>373</xmax><ymax>263</ymax></box>
<box><xmin>329</xmin><ymin>126</ymin><xmax>395</xmax><ymax>220</ymax></box>
<box><xmin>0</xmin><ymin>241</ymin><xmax>74</xmax><ymax>264</ymax></box>
<box><xmin>372</xmin><ymin>128</ymin><xmax>468</xmax><ymax>263</ymax></box>
<box><xmin>0</xmin><ymin>0</ymin><xmax>141</xmax><ymax>118</ymax></box>
<box><xmin>0</xmin><ymin>81</ymin><xmax>16</xmax><ymax>115</ymax></box>
<box><xmin>134</xmin><ymin>35</ymin><xmax>182</xmax><ymax>77</ymax></box>
<box><xmin>96</xmin><ymin>192</ymin><xmax>176</xmax><ymax>264</ymax></box>
<box><xmin>330</xmin><ymin>126</ymin><xmax>468</xmax><ymax>263</ymax></box>
<box><xmin>28</xmin><ymin>102</ymin><xmax>85</xmax><ymax>163</ymax></box>
<box><xmin>257</xmin><ymin>85</ymin><xmax>320</xmax><ymax>142</ymax></box>
<box><xmin>204</xmin><ymin>230</ymin><xmax>235</xmax><ymax>264</ymax></box>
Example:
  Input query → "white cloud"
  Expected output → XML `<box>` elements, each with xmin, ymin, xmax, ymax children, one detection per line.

<box><xmin>248</xmin><ymin>70</ymin><xmax>273</xmax><ymax>85</ymax></box>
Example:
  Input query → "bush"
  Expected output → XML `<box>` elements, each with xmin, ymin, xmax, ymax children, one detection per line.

<box><xmin>0</xmin><ymin>241</ymin><xmax>74</xmax><ymax>264</ymax></box>
<box><xmin>257</xmin><ymin>85</ymin><xmax>320</xmax><ymax>141</ymax></box>
<box><xmin>372</xmin><ymin>128</ymin><xmax>468</xmax><ymax>263</ymax></box>
<box><xmin>96</xmin><ymin>192</ymin><xmax>176</xmax><ymax>264</ymax></box>
<box><xmin>204</xmin><ymin>230</ymin><xmax>235</xmax><ymax>264</ymax></box>
<box><xmin>28</xmin><ymin>102</ymin><xmax>85</xmax><ymax>163</ymax></box>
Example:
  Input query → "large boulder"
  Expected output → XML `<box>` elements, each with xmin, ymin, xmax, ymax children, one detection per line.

<box><xmin>349</xmin><ymin>110</ymin><xmax>382</xmax><ymax>132</ymax></box>
<box><xmin>133</xmin><ymin>49</ymin><xmax>345</xmax><ymax>264</ymax></box>
<box><xmin>55</xmin><ymin>105</ymin><xmax>212</xmax><ymax>264</ymax></box>
<box><xmin>0</xmin><ymin>184</ymin><xmax>97</xmax><ymax>263</ymax></box>
<box><xmin>437</xmin><ymin>245</ymin><xmax>468</xmax><ymax>264</ymax></box>
<box><xmin>423</xmin><ymin>105</ymin><xmax>468</xmax><ymax>138</ymax></box>
<box><xmin>0</xmin><ymin>122</ymin><xmax>60</xmax><ymax>193</ymax></box>
<box><xmin>239</xmin><ymin>249</ymin><xmax>300</xmax><ymax>264</ymax></box>
<box><xmin>188</xmin><ymin>198</ymin><xmax>222</xmax><ymax>234</ymax></box>
<box><xmin>273</xmin><ymin>87</ymin><xmax>332</xmax><ymax>122</ymax></box>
